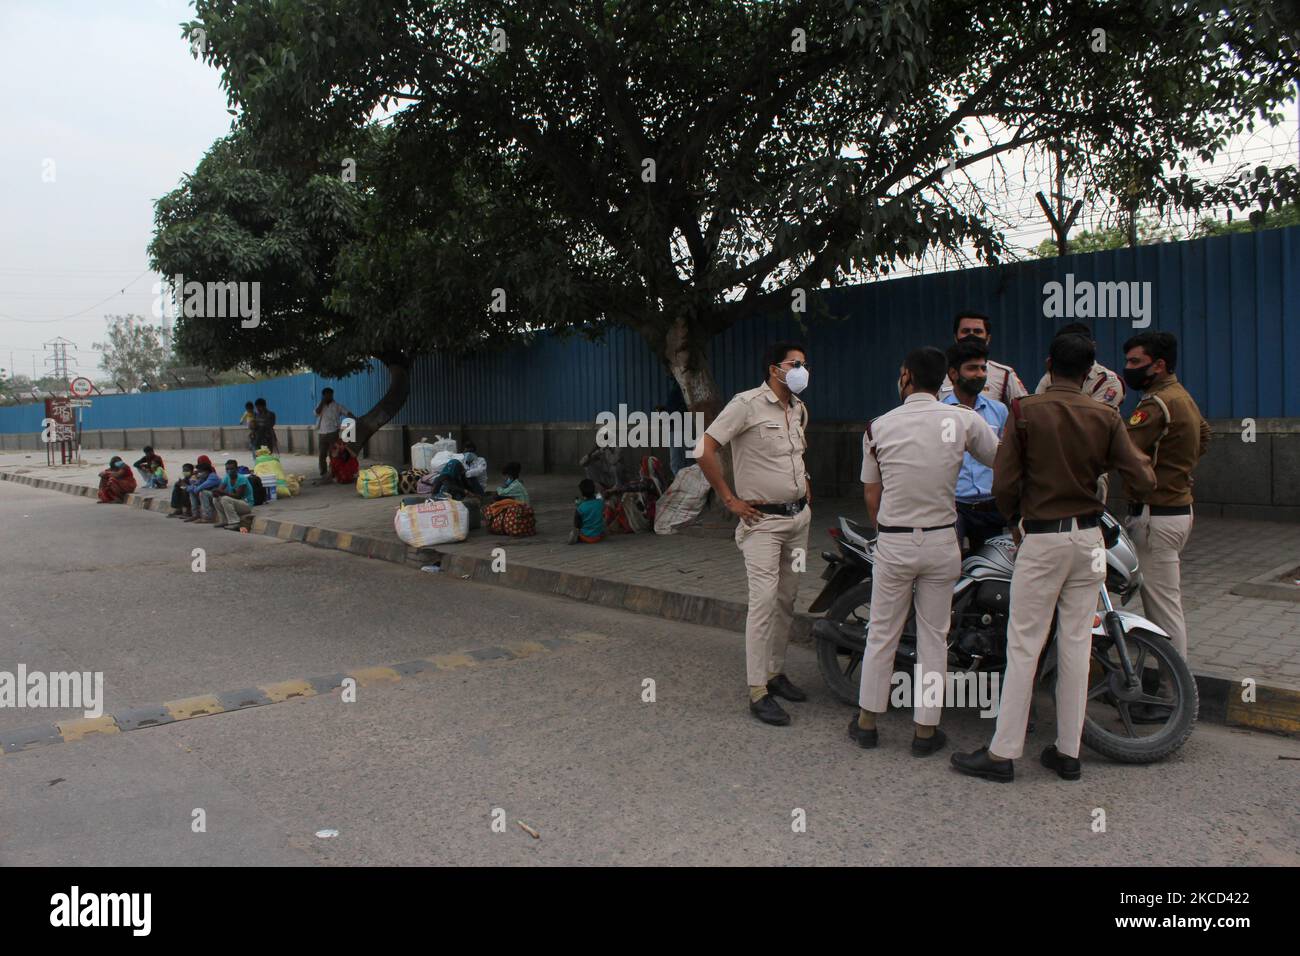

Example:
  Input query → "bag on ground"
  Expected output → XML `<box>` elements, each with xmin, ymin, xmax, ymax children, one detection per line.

<box><xmin>394</xmin><ymin>498</ymin><xmax>470</xmax><ymax>547</ymax></box>
<box><xmin>483</xmin><ymin>499</ymin><xmax>536</xmax><ymax>537</ymax></box>
<box><xmin>357</xmin><ymin>464</ymin><xmax>399</xmax><ymax>498</ymax></box>
<box><xmin>253</xmin><ymin>449</ymin><xmax>292</xmax><ymax>496</ymax></box>
<box><xmin>653</xmin><ymin>464</ymin><xmax>712</xmax><ymax>534</ymax></box>
<box><xmin>399</xmin><ymin>468</ymin><xmax>427</xmax><ymax>495</ymax></box>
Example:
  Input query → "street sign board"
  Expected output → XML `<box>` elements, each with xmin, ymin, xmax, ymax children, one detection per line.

<box><xmin>70</xmin><ymin>377</ymin><xmax>94</xmax><ymax>398</ymax></box>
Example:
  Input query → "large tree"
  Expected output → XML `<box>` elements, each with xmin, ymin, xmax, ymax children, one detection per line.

<box><xmin>187</xmin><ymin>0</ymin><xmax>1300</xmax><ymax>418</ymax></box>
<box><xmin>149</xmin><ymin>125</ymin><xmax>583</xmax><ymax>445</ymax></box>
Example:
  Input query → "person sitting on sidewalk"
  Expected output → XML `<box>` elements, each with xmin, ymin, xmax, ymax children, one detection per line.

<box><xmin>429</xmin><ymin>457</ymin><xmax>472</xmax><ymax>500</ymax></box>
<box><xmin>185</xmin><ymin>456</ymin><xmax>221</xmax><ymax>522</ymax></box>
<box><xmin>491</xmin><ymin>462</ymin><xmax>529</xmax><ymax>504</ymax></box>
<box><xmin>327</xmin><ymin>439</ymin><xmax>360</xmax><ymax>484</ymax></box>
<box><xmin>462</xmin><ymin>444</ymin><xmax>488</xmax><ymax>495</ymax></box>
<box><xmin>204</xmin><ymin>459</ymin><xmax>256</xmax><ymax>530</ymax></box>
<box><xmin>97</xmin><ymin>456</ymin><xmax>137</xmax><ymax>503</ymax></box>
<box><xmin>132</xmin><ymin>447</ymin><xmax>166</xmax><ymax>487</ymax></box>
<box><xmin>568</xmin><ymin>478</ymin><xmax>606</xmax><ymax>544</ymax></box>
<box><xmin>167</xmin><ymin>463</ymin><xmax>195</xmax><ymax>517</ymax></box>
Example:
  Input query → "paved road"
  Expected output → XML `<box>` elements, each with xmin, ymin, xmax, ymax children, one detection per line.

<box><xmin>1</xmin><ymin>481</ymin><xmax>1297</xmax><ymax>865</ymax></box>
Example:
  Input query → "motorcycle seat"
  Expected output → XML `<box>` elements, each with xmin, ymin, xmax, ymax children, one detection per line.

<box><xmin>841</xmin><ymin>518</ymin><xmax>877</xmax><ymax>549</ymax></box>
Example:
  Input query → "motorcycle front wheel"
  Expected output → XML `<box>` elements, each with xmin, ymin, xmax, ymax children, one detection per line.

<box><xmin>1047</xmin><ymin>628</ymin><xmax>1198</xmax><ymax>763</ymax></box>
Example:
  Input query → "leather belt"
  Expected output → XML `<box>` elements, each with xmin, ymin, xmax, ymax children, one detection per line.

<box><xmin>1129</xmin><ymin>503</ymin><xmax>1192</xmax><ymax>517</ymax></box>
<box><xmin>753</xmin><ymin>497</ymin><xmax>807</xmax><ymax>516</ymax></box>
<box><xmin>1023</xmin><ymin>515</ymin><xmax>1101</xmax><ymax>534</ymax></box>
<box><xmin>878</xmin><ymin>523</ymin><xmax>955</xmax><ymax>534</ymax></box>
<box><xmin>957</xmin><ymin>499</ymin><xmax>1000</xmax><ymax>513</ymax></box>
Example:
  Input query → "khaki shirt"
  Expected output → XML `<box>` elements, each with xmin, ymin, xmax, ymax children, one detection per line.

<box><xmin>1123</xmin><ymin>374</ymin><xmax>1210</xmax><ymax>507</ymax></box>
<box><xmin>1034</xmin><ymin>362</ymin><xmax>1125</xmax><ymax>408</ymax></box>
<box><xmin>861</xmin><ymin>393</ymin><xmax>1000</xmax><ymax>528</ymax></box>
<box><xmin>993</xmin><ymin>385</ymin><xmax>1155</xmax><ymax>521</ymax></box>
<box><xmin>939</xmin><ymin>358</ymin><xmax>1028</xmax><ymax>405</ymax></box>
<box><xmin>705</xmin><ymin>383</ymin><xmax>808</xmax><ymax>503</ymax></box>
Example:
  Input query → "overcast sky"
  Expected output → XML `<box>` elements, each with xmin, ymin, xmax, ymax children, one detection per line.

<box><xmin>0</xmin><ymin>0</ymin><xmax>231</xmax><ymax>380</ymax></box>
<box><xmin>0</xmin><ymin>2</ymin><xmax>1295</xmax><ymax>383</ymax></box>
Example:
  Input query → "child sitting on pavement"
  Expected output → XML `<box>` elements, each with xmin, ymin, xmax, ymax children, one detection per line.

<box><xmin>568</xmin><ymin>478</ymin><xmax>606</xmax><ymax>544</ymax></box>
<box><xmin>491</xmin><ymin>462</ymin><xmax>529</xmax><ymax>504</ymax></box>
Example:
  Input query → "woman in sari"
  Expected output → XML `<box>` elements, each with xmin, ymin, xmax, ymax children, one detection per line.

<box><xmin>97</xmin><ymin>457</ymin><xmax>137</xmax><ymax>503</ymax></box>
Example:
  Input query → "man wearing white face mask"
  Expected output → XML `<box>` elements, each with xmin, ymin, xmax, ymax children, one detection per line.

<box><xmin>698</xmin><ymin>342</ymin><xmax>813</xmax><ymax>726</ymax></box>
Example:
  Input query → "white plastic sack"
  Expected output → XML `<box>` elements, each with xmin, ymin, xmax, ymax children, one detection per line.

<box><xmin>428</xmin><ymin>450</ymin><xmax>464</xmax><ymax>473</ymax></box>
<box><xmin>653</xmin><ymin>464</ymin><xmax>712</xmax><ymax>535</ymax></box>
<box><xmin>411</xmin><ymin>438</ymin><xmax>437</xmax><ymax>472</ymax></box>
<box><xmin>394</xmin><ymin>498</ymin><xmax>470</xmax><ymax>548</ymax></box>
<box><xmin>431</xmin><ymin>433</ymin><xmax>457</xmax><ymax>455</ymax></box>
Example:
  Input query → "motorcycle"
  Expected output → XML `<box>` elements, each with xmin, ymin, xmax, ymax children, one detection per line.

<box><xmin>809</xmin><ymin>512</ymin><xmax>1197</xmax><ymax>763</ymax></box>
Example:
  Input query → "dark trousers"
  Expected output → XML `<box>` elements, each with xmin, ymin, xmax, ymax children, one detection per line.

<box><xmin>170</xmin><ymin>481</ymin><xmax>191</xmax><ymax>513</ymax></box>
<box><xmin>956</xmin><ymin>501</ymin><xmax>1007</xmax><ymax>554</ymax></box>
<box><xmin>318</xmin><ymin>431</ymin><xmax>338</xmax><ymax>476</ymax></box>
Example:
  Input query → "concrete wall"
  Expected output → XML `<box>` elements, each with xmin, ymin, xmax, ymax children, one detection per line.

<box><xmin>5</xmin><ymin>418</ymin><xmax>1297</xmax><ymax>520</ymax></box>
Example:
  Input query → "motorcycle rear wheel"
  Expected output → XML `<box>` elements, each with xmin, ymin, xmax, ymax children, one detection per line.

<box><xmin>816</xmin><ymin>581</ymin><xmax>873</xmax><ymax>705</ymax></box>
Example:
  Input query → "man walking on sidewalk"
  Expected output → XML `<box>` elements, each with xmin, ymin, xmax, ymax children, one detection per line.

<box><xmin>1121</xmin><ymin>331</ymin><xmax>1209</xmax><ymax>721</ymax></box>
<box><xmin>698</xmin><ymin>342</ymin><xmax>812</xmax><ymax>726</ymax></box>
<box><xmin>951</xmin><ymin>333</ymin><xmax>1155</xmax><ymax>783</ymax></box>
<box><xmin>851</xmin><ymin>346</ymin><xmax>999</xmax><ymax>756</ymax></box>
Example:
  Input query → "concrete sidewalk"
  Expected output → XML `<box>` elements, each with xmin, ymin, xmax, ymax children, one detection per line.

<box><xmin>3</xmin><ymin>446</ymin><xmax>1298</xmax><ymax>731</ymax></box>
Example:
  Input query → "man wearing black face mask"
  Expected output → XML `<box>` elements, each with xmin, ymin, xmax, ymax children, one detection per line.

<box><xmin>1121</xmin><ymin>332</ymin><xmax>1209</xmax><ymax>719</ymax></box>
<box><xmin>942</xmin><ymin>338</ymin><xmax>1009</xmax><ymax>553</ymax></box>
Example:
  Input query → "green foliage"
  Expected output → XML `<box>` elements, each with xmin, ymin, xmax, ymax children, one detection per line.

<box><xmin>183</xmin><ymin>0</ymin><xmax>1300</xmax><ymax>400</ymax></box>
<box><xmin>93</xmin><ymin>314</ymin><xmax>172</xmax><ymax>392</ymax></box>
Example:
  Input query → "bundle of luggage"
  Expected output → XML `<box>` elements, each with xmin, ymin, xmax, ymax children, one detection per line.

<box><xmin>483</xmin><ymin>499</ymin><xmax>536</xmax><ymax>537</ymax></box>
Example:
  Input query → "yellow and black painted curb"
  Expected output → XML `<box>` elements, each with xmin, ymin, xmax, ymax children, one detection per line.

<box><xmin>0</xmin><ymin>632</ymin><xmax>606</xmax><ymax>756</ymax></box>
<box><xmin>3</xmin><ymin>469</ymin><xmax>1298</xmax><ymax>736</ymax></box>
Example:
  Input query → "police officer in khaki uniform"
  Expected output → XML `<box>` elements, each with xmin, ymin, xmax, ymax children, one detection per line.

<box><xmin>1121</xmin><ymin>331</ymin><xmax>1209</xmax><ymax>721</ymax></box>
<box><xmin>938</xmin><ymin>311</ymin><xmax>1028</xmax><ymax>405</ymax></box>
<box><xmin>951</xmin><ymin>333</ymin><xmax>1155</xmax><ymax>782</ymax></box>
<box><xmin>851</xmin><ymin>347</ymin><xmax>1000</xmax><ymax>755</ymax></box>
<box><xmin>698</xmin><ymin>342</ymin><xmax>812</xmax><ymax>726</ymax></box>
<box><xmin>1033</xmin><ymin>322</ymin><xmax>1125</xmax><ymax>408</ymax></box>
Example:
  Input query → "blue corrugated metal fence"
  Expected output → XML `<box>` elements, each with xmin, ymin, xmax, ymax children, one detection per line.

<box><xmin>2</xmin><ymin>224</ymin><xmax>1296</xmax><ymax>433</ymax></box>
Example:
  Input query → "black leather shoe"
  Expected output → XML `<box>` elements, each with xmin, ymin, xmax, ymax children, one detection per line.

<box><xmin>1129</xmin><ymin>702</ymin><xmax>1174</xmax><ymax>724</ymax></box>
<box><xmin>766</xmin><ymin>673</ymin><xmax>808</xmax><ymax>702</ymax></box>
<box><xmin>847</xmin><ymin>717</ymin><xmax>878</xmax><ymax>748</ymax></box>
<box><xmin>950</xmin><ymin>746</ymin><xmax>1014</xmax><ymax>782</ymax></box>
<box><xmin>750</xmin><ymin>694</ymin><xmax>791</xmax><ymax>726</ymax></box>
<box><xmin>1040</xmin><ymin>745</ymin><xmax>1082</xmax><ymax>781</ymax></box>
<box><xmin>912</xmin><ymin>728</ymin><xmax>947</xmax><ymax>757</ymax></box>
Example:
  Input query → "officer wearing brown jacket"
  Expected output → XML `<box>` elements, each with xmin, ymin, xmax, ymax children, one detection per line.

<box><xmin>1121</xmin><ymin>332</ymin><xmax>1210</xmax><ymax>718</ymax></box>
<box><xmin>951</xmin><ymin>332</ymin><xmax>1155</xmax><ymax>783</ymax></box>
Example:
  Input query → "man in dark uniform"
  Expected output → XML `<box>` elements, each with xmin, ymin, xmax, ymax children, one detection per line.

<box><xmin>951</xmin><ymin>333</ymin><xmax>1155</xmax><ymax>783</ymax></box>
<box><xmin>1121</xmin><ymin>331</ymin><xmax>1210</xmax><ymax>721</ymax></box>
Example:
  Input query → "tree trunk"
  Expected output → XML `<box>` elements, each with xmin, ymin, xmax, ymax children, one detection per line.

<box><xmin>663</xmin><ymin>315</ymin><xmax>724</xmax><ymax>425</ymax></box>
<box><xmin>350</xmin><ymin>356</ymin><xmax>410</xmax><ymax>453</ymax></box>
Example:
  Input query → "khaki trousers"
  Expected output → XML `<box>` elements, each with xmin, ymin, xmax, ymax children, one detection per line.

<box><xmin>215</xmin><ymin>496</ymin><xmax>253</xmax><ymax>527</ymax></box>
<box><xmin>858</xmin><ymin>528</ymin><xmax>961</xmax><ymax>727</ymax></box>
<box><xmin>1126</xmin><ymin>507</ymin><xmax>1193</xmax><ymax>659</ymax></box>
<box><xmin>990</xmin><ymin>527</ymin><xmax>1104</xmax><ymax>760</ymax></box>
<box><xmin>736</xmin><ymin>507</ymin><xmax>811</xmax><ymax>687</ymax></box>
